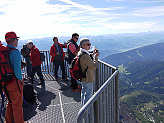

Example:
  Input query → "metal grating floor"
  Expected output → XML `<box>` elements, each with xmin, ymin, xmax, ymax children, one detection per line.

<box><xmin>0</xmin><ymin>74</ymin><xmax>82</xmax><ymax>123</ymax></box>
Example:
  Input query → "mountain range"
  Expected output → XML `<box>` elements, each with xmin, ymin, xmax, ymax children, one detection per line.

<box><xmin>102</xmin><ymin>42</ymin><xmax>164</xmax><ymax>67</ymax></box>
<box><xmin>2</xmin><ymin>31</ymin><xmax>164</xmax><ymax>59</ymax></box>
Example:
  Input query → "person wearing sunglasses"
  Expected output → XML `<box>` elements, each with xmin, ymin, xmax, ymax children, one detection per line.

<box><xmin>3</xmin><ymin>31</ymin><xmax>28</xmax><ymax>123</ymax></box>
<box><xmin>66</xmin><ymin>33</ymin><xmax>81</xmax><ymax>92</ymax></box>
<box><xmin>78</xmin><ymin>38</ymin><xmax>99</xmax><ymax>107</ymax></box>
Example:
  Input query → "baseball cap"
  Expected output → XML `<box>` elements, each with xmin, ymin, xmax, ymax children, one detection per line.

<box><xmin>5</xmin><ymin>31</ymin><xmax>20</xmax><ymax>40</ymax></box>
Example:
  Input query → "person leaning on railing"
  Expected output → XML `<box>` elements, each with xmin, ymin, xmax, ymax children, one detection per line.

<box><xmin>78</xmin><ymin>38</ymin><xmax>100</xmax><ymax>107</ymax></box>
<box><xmin>66</xmin><ymin>33</ymin><xmax>81</xmax><ymax>92</ymax></box>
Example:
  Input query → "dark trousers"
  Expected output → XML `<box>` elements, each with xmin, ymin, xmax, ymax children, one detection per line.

<box><xmin>53</xmin><ymin>60</ymin><xmax>66</xmax><ymax>79</ymax></box>
<box><xmin>30</xmin><ymin>65</ymin><xmax>44</xmax><ymax>83</ymax></box>
<box><xmin>24</xmin><ymin>56</ymin><xmax>32</xmax><ymax>77</ymax></box>
<box><xmin>68</xmin><ymin>61</ymin><xmax>78</xmax><ymax>90</ymax></box>
<box><xmin>71</xmin><ymin>76</ymin><xmax>78</xmax><ymax>90</ymax></box>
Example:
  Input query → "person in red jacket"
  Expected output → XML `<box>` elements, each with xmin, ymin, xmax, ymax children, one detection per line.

<box><xmin>27</xmin><ymin>40</ymin><xmax>44</xmax><ymax>85</ymax></box>
<box><xmin>50</xmin><ymin>37</ymin><xmax>67</xmax><ymax>80</ymax></box>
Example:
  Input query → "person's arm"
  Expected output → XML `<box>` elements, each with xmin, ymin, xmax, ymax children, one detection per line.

<box><xmin>10</xmin><ymin>50</ymin><xmax>22</xmax><ymax>80</ymax></box>
<box><xmin>73</xmin><ymin>46</ymin><xmax>80</xmax><ymax>56</ymax></box>
<box><xmin>81</xmin><ymin>54</ymin><xmax>98</xmax><ymax>70</ymax></box>
<box><xmin>50</xmin><ymin>45</ymin><xmax>57</xmax><ymax>57</ymax></box>
<box><xmin>60</xmin><ymin>43</ymin><xmax>67</xmax><ymax>48</ymax></box>
<box><xmin>69</xmin><ymin>43</ymin><xmax>80</xmax><ymax>56</ymax></box>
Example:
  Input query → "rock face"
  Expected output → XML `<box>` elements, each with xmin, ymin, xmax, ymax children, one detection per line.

<box><xmin>119</xmin><ymin>102</ymin><xmax>140</xmax><ymax>123</ymax></box>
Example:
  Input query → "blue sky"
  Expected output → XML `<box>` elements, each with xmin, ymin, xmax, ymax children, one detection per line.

<box><xmin>0</xmin><ymin>0</ymin><xmax>164</xmax><ymax>40</ymax></box>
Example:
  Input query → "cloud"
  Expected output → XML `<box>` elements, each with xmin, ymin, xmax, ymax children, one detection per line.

<box><xmin>132</xmin><ymin>6</ymin><xmax>164</xmax><ymax>17</ymax></box>
<box><xmin>102</xmin><ymin>21</ymin><xmax>157</xmax><ymax>29</ymax></box>
<box><xmin>135</xmin><ymin>0</ymin><xmax>164</xmax><ymax>4</ymax></box>
<box><xmin>0</xmin><ymin>0</ymin><xmax>125</xmax><ymax>37</ymax></box>
<box><xmin>105</xmin><ymin>0</ymin><xmax>126</xmax><ymax>2</ymax></box>
<box><xmin>0</xmin><ymin>0</ymin><xmax>163</xmax><ymax>40</ymax></box>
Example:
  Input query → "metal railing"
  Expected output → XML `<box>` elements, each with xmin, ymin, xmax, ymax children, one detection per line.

<box><xmin>22</xmin><ymin>51</ymin><xmax>119</xmax><ymax>123</ymax></box>
<box><xmin>76</xmin><ymin>60</ymin><xmax>119</xmax><ymax>123</ymax></box>
<box><xmin>22</xmin><ymin>50</ymin><xmax>70</xmax><ymax>75</ymax></box>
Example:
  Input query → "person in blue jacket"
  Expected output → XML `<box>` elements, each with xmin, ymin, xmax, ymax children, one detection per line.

<box><xmin>3</xmin><ymin>31</ymin><xmax>27</xmax><ymax>123</ymax></box>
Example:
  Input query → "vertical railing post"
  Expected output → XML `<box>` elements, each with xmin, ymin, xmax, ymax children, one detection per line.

<box><xmin>94</xmin><ymin>65</ymin><xmax>99</xmax><ymax>123</ymax></box>
<box><xmin>115</xmin><ymin>71</ymin><xmax>119</xmax><ymax>123</ymax></box>
<box><xmin>46</xmin><ymin>51</ymin><xmax>50</xmax><ymax>74</ymax></box>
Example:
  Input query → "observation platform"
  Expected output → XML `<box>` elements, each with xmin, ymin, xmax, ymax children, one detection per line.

<box><xmin>1</xmin><ymin>51</ymin><xmax>119</xmax><ymax>123</ymax></box>
<box><xmin>0</xmin><ymin>73</ymin><xmax>81</xmax><ymax>123</ymax></box>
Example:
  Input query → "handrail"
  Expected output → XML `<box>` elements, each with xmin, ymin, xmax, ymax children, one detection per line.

<box><xmin>98</xmin><ymin>59</ymin><xmax>117</xmax><ymax>70</ymax></box>
<box><xmin>77</xmin><ymin>70</ymin><xmax>119</xmax><ymax>122</ymax></box>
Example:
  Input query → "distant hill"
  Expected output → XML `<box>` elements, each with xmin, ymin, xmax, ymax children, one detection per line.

<box><xmin>119</xmin><ymin>60</ymin><xmax>164</xmax><ymax>95</ymax></box>
<box><xmin>119</xmin><ymin>60</ymin><xmax>164</xmax><ymax>123</ymax></box>
<box><xmin>102</xmin><ymin>42</ymin><xmax>164</xmax><ymax>67</ymax></box>
<box><xmin>1</xmin><ymin>31</ymin><xmax>163</xmax><ymax>59</ymax></box>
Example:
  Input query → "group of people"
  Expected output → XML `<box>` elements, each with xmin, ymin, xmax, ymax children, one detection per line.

<box><xmin>49</xmin><ymin>33</ymin><xmax>100</xmax><ymax>107</ymax></box>
<box><xmin>1</xmin><ymin>31</ymin><xmax>99</xmax><ymax>123</ymax></box>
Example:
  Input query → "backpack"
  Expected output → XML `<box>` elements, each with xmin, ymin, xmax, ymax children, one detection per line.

<box><xmin>0</xmin><ymin>44</ymin><xmax>18</xmax><ymax>104</ymax></box>
<box><xmin>0</xmin><ymin>44</ymin><xmax>15</xmax><ymax>82</ymax></box>
<box><xmin>40</xmin><ymin>52</ymin><xmax>45</xmax><ymax>62</ymax></box>
<box><xmin>69</xmin><ymin>52</ymin><xmax>88</xmax><ymax>81</ymax></box>
<box><xmin>65</xmin><ymin>42</ymin><xmax>72</xmax><ymax>62</ymax></box>
<box><xmin>21</xmin><ymin>45</ymin><xmax>30</xmax><ymax>57</ymax></box>
<box><xmin>23</xmin><ymin>82</ymin><xmax>37</xmax><ymax>103</ymax></box>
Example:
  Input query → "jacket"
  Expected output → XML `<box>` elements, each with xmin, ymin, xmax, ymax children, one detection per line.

<box><xmin>67</xmin><ymin>39</ymin><xmax>78</xmax><ymax>63</ymax></box>
<box><xmin>79</xmin><ymin>50</ymin><xmax>98</xmax><ymax>83</ymax></box>
<box><xmin>7</xmin><ymin>45</ymin><xmax>22</xmax><ymax>81</ymax></box>
<box><xmin>30</xmin><ymin>45</ymin><xmax>42</xmax><ymax>66</ymax></box>
<box><xmin>50</xmin><ymin>43</ymin><xmax>67</xmax><ymax>62</ymax></box>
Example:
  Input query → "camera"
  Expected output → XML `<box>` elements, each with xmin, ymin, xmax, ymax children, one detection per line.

<box><xmin>95</xmin><ymin>49</ymin><xmax>99</xmax><ymax>53</ymax></box>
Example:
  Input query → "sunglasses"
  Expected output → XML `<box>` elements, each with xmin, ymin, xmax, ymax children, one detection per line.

<box><xmin>86</xmin><ymin>43</ymin><xmax>91</xmax><ymax>46</ymax></box>
<box><xmin>74</xmin><ymin>37</ymin><xmax>78</xmax><ymax>40</ymax></box>
<box><xmin>11</xmin><ymin>38</ymin><xmax>19</xmax><ymax>41</ymax></box>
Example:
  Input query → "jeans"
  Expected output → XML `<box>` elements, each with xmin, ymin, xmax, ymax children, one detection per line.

<box><xmin>81</xmin><ymin>82</ymin><xmax>93</xmax><ymax>107</ymax></box>
<box><xmin>30</xmin><ymin>65</ymin><xmax>44</xmax><ymax>83</ymax></box>
<box><xmin>24</xmin><ymin>56</ymin><xmax>32</xmax><ymax>77</ymax></box>
<box><xmin>53</xmin><ymin>60</ymin><xmax>66</xmax><ymax>79</ymax></box>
